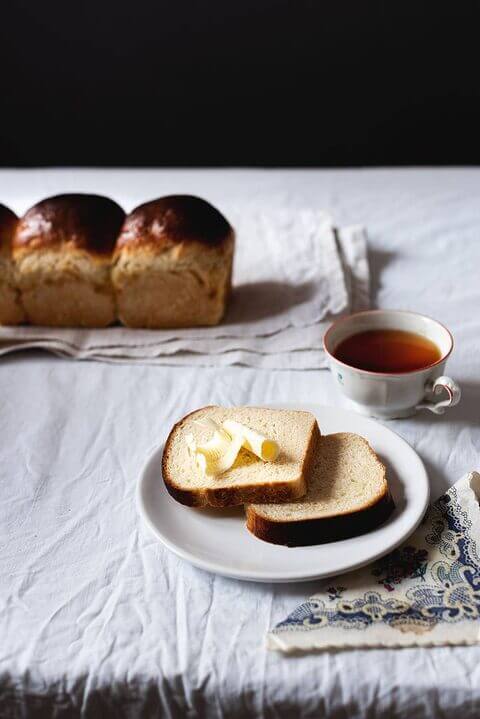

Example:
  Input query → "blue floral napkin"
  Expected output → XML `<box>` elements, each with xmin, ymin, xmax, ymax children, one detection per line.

<box><xmin>268</xmin><ymin>472</ymin><xmax>480</xmax><ymax>651</ymax></box>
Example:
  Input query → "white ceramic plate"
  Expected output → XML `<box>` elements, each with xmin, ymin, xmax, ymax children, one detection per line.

<box><xmin>137</xmin><ymin>404</ymin><xmax>429</xmax><ymax>583</ymax></box>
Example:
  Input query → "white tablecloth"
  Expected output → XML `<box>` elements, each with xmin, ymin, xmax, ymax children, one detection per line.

<box><xmin>1</xmin><ymin>168</ymin><xmax>479</xmax><ymax>718</ymax></box>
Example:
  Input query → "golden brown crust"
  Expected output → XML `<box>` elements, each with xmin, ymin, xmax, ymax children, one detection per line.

<box><xmin>164</xmin><ymin>477</ymin><xmax>308</xmax><ymax>508</ymax></box>
<box><xmin>162</xmin><ymin>408</ymin><xmax>320</xmax><ymax>508</ymax></box>
<box><xmin>114</xmin><ymin>195</ymin><xmax>233</xmax><ymax>255</ymax></box>
<box><xmin>14</xmin><ymin>194</ymin><xmax>125</xmax><ymax>257</ymax></box>
<box><xmin>245</xmin><ymin>491</ymin><xmax>395</xmax><ymax>546</ymax></box>
<box><xmin>0</xmin><ymin>204</ymin><xmax>25</xmax><ymax>325</ymax></box>
<box><xmin>0</xmin><ymin>204</ymin><xmax>18</xmax><ymax>252</ymax></box>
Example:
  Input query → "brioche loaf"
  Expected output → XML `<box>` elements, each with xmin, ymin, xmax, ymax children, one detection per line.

<box><xmin>163</xmin><ymin>406</ymin><xmax>320</xmax><ymax>507</ymax></box>
<box><xmin>246</xmin><ymin>432</ymin><xmax>394</xmax><ymax>546</ymax></box>
<box><xmin>0</xmin><ymin>204</ymin><xmax>25</xmax><ymax>325</ymax></box>
<box><xmin>112</xmin><ymin>195</ymin><xmax>234</xmax><ymax>328</ymax></box>
<box><xmin>13</xmin><ymin>194</ymin><xmax>125</xmax><ymax>327</ymax></box>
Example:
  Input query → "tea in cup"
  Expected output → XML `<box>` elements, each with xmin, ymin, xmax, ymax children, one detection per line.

<box><xmin>324</xmin><ymin>310</ymin><xmax>461</xmax><ymax>419</ymax></box>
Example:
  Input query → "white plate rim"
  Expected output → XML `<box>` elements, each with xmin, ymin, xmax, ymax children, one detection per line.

<box><xmin>137</xmin><ymin>404</ymin><xmax>430</xmax><ymax>583</ymax></box>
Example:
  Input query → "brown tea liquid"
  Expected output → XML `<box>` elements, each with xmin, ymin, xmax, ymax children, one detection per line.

<box><xmin>333</xmin><ymin>329</ymin><xmax>442</xmax><ymax>373</ymax></box>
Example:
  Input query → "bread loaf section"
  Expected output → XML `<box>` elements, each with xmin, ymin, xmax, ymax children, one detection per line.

<box><xmin>162</xmin><ymin>406</ymin><xmax>320</xmax><ymax>507</ymax></box>
<box><xmin>0</xmin><ymin>193</ymin><xmax>235</xmax><ymax>328</ymax></box>
<box><xmin>112</xmin><ymin>195</ymin><xmax>234</xmax><ymax>328</ymax></box>
<box><xmin>0</xmin><ymin>204</ymin><xmax>25</xmax><ymax>325</ymax></box>
<box><xmin>13</xmin><ymin>194</ymin><xmax>125</xmax><ymax>327</ymax></box>
<box><xmin>246</xmin><ymin>432</ymin><xmax>394</xmax><ymax>546</ymax></box>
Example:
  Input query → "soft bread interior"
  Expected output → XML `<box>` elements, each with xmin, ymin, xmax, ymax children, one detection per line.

<box><xmin>248</xmin><ymin>432</ymin><xmax>388</xmax><ymax>521</ymax></box>
<box><xmin>112</xmin><ymin>238</ymin><xmax>233</xmax><ymax>329</ymax></box>
<box><xmin>0</xmin><ymin>257</ymin><xmax>25</xmax><ymax>324</ymax></box>
<box><xmin>163</xmin><ymin>406</ymin><xmax>319</xmax><ymax>495</ymax></box>
<box><xmin>14</xmin><ymin>249</ymin><xmax>115</xmax><ymax>327</ymax></box>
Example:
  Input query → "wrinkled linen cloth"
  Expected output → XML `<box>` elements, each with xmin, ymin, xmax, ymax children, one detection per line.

<box><xmin>269</xmin><ymin>472</ymin><xmax>480</xmax><ymax>652</ymax></box>
<box><xmin>1</xmin><ymin>168</ymin><xmax>480</xmax><ymax>719</ymax></box>
<box><xmin>0</xmin><ymin>210</ymin><xmax>369</xmax><ymax>370</ymax></box>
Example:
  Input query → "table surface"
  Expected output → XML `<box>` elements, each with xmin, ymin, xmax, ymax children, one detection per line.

<box><xmin>1</xmin><ymin>169</ymin><xmax>479</xmax><ymax>718</ymax></box>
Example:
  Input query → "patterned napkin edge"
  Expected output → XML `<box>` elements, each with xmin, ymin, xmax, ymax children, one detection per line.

<box><xmin>267</xmin><ymin>472</ymin><xmax>480</xmax><ymax>651</ymax></box>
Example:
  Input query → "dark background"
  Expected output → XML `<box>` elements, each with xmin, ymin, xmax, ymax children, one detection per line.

<box><xmin>2</xmin><ymin>1</ymin><xmax>480</xmax><ymax>167</ymax></box>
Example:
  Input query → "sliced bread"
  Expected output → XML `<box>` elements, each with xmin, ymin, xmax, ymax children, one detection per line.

<box><xmin>162</xmin><ymin>406</ymin><xmax>320</xmax><ymax>507</ymax></box>
<box><xmin>246</xmin><ymin>432</ymin><xmax>394</xmax><ymax>546</ymax></box>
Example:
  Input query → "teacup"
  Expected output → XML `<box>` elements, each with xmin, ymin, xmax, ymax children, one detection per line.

<box><xmin>323</xmin><ymin>310</ymin><xmax>461</xmax><ymax>419</ymax></box>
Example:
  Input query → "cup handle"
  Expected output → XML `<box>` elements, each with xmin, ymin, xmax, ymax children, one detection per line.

<box><xmin>416</xmin><ymin>376</ymin><xmax>461</xmax><ymax>415</ymax></box>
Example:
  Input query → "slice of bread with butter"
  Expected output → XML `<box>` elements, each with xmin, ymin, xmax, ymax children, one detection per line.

<box><xmin>162</xmin><ymin>409</ymin><xmax>394</xmax><ymax>545</ymax></box>
<box><xmin>162</xmin><ymin>406</ymin><xmax>320</xmax><ymax>507</ymax></box>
